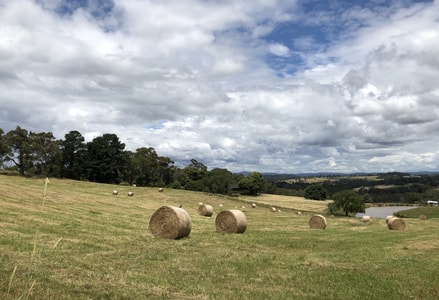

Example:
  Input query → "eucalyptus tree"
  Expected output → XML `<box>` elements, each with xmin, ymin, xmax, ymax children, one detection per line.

<box><xmin>60</xmin><ymin>130</ymin><xmax>86</xmax><ymax>180</ymax></box>
<box><xmin>3</xmin><ymin>126</ymin><xmax>33</xmax><ymax>175</ymax></box>
<box><xmin>29</xmin><ymin>131</ymin><xmax>61</xmax><ymax>176</ymax></box>
<box><xmin>238</xmin><ymin>172</ymin><xmax>265</xmax><ymax>196</ymax></box>
<box><xmin>84</xmin><ymin>133</ymin><xmax>126</xmax><ymax>183</ymax></box>
<box><xmin>329</xmin><ymin>190</ymin><xmax>365</xmax><ymax>216</ymax></box>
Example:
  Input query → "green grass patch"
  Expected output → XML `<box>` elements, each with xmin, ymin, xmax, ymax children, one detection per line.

<box><xmin>395</xmin><ymin>205</ymin><xmax>439</xmax><ymax>218</ymax></box>
<box><xmin>1</xmin><ymin>175</ymin><xmax>438</xmax><ymax>299</ymax></box>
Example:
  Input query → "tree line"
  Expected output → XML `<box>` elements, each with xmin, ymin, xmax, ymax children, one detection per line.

<box><xmin>273</xmin><ymin>173</ymin><xmax>439</xmax><ymax>209</ymax></box>
<box><xmin>0</xmin><ymin>126</ymin><xmax>264</xmax><ymax>196</ymax></box>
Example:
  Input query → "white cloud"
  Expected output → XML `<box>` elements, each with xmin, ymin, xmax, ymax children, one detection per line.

<box><xmin>269</xmin><ymin>43</ymin><xmax>290</xmax><ymax>57</ymax></box>
<box><xmin>1</xmin><ymin>0</ymin><xmax>439</xmax><ymax>174</ymax></box>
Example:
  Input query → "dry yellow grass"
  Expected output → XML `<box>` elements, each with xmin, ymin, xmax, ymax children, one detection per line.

<box><xmin>239</xmin><ymin>193</ymin><xmax>332</xmax><ymax>213</ymax></box>
<box><xmin>1</xmin><ymin>175</ymin><xmax>439</xmax><ymax>299</ymax></box>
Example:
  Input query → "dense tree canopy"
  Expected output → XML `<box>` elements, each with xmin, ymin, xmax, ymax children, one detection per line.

<box><xmin>0</xmin><ymin>126</ymin><xmax>264</xmax><ymax>197</ymax></box>
<box><xmin>238</xmin><ymin>172</ymin><xmax>265</xmax><ymax>196</ymax></box>
<box><xmin>4</xmin><ymin>126</ymin><xmax>438</xmax><ymax>204</ymax></box>
<box><xmin>84</xmin><ymin>134</ymin><xmax>126</xmax><ymax>184</ymax></box>
<box><xmin>329</xmin><ymin>190</ymin><xmax>365</xmax><ymax>216</ymax></box>
<box><xmin>61</xmin><ymin>130</ymin><xmax>86</xmax><ymax>180</ymax></box>
<box><xmin>304</xmin><ymin>184</ymin><xmax>328</xmax><ymax>200</ymax></box>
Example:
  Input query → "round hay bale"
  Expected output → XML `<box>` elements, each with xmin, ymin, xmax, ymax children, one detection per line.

<box><xmin>385</xmin><ymin>215</ymin><xmax>394</xmax><ymax>224</ymax></box>
<box><xmin>112</xmin><ymin>190</ymin><xmax>118</xmax><ymax>195</ymax></box>
<box><xmin>296</xmin><ymin>211</ymin><xmax>302</xmax><ymax>215</ymax></box>
<box><xmin>271</xmin><ymin>207</ymin><xmax>277</xmax><ymax>212</ymax></box>
<box><xmin>127</xmin><ymin>191</ymin><xmax>134</xmax><ymax>196</ymax></box>
<box><xmin>215</xmin><ymin>210</ymin><xmax>247</xmax><ymax>234</ymax></box>
<box><xmin>251</xmin><ymin>203</ymin><xmax>256</xmax><ymax>208</ymax></box>
<box><xmin>309</xmin><ymin>214</ymin><xmax>327</xmax><ymax>229</ymax></box>
<box><xmin>198</xmin><ymin>204</ymin><xmax>213</xmax><ymax>217</ymax></box>
<box><xmin>387</xmin><ymin>217</ymin><xmax>406</xmax><ymax>230</ymax></box>
<box><xmin>149</xmin><ymin>206</ymin><xmax>192</xmax><ymax>239</ymax></box>
<box><xmin>158</xmin><ymin>188</ymin><xmax>164</xmax><ymax>192</ymax></box>
<box><xmin>418</xmin><ymin>214</ymin><xmax>427</xmax><ymax>220</ymax></box>
<box><xmin>361</xmin><ymin>215</ymin><xmax>371</xmax><ymax>222</ymax></box>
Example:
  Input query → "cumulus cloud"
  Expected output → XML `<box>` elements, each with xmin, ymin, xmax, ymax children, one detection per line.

<box><xmin>269</xmin><ymin>43</ymin><xmax>290</xmax><ymax>57</ymax></box>
<box><xmin>0</xmin><ymin>0</ymin><xmax>438</xmax><ymax>173</ymax></box>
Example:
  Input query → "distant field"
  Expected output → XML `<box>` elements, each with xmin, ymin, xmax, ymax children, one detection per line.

<box><xmin>239</xmin><ymin>193</ymin><xmax>332</xmax><ymax>213</ymax></box>
<box><xmin>284</xmin><ymin>175</ymin><xmax>379</xmax><ymax>184</ymax></box>
<box><xmin>1</xmin><ymin>175</ymin><xmax>438</xmax><ymax>299</ymax></box>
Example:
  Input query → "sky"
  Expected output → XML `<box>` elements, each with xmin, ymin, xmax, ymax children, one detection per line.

<box><xmin>1</xmin><ymin>0</ymin><xmax>439</xmax><ymax>174</ymax></box>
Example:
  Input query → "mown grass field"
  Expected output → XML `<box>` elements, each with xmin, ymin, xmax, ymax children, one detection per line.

<box><xmin>1</xmin><ymin>175</ymin><xmax>438</xmax><ymax>299</ymax></box>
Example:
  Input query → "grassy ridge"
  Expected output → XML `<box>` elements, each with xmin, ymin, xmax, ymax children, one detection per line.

<box><xmin>395</xmin><ymin>205</ymin><xmax>439</xmax><ymax>218</ymax></box>
<box><xmin>1</xmin><ymin>175</ymin><xmax>438</xmax><ymax>299</ymax></box>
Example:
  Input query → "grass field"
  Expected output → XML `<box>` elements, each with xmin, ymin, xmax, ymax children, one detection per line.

<box><xmin>1</xmin><ymin>175</ymin><xmax>438</xmax><ymax>299</ymax></box>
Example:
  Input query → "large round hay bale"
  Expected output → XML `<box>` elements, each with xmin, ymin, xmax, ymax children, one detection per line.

<box><xmin>215</xmin><ymin>210</ymin><xmax>247</xmax><ymax>234</ymax></box>
<box><xmin>149</xmin><ymin>206</ymin><xmax>192</xmax><ymax>239</ymax></box>
<box><xmin>309</xmin><ymin>214</ymin><xmax>327</xmax><ymax>229</ymax></box>
<box><xmin>385</xmin><ymin>215</ymin><xmax>394</xmax><ymax>223</ymax></box>
<box><xmin>387</xmin><ymin>217</ymin><xmax>406</xmax><ymax>230</ymax></box>
<box><xmin>198</xmin><ymin>204</ymin><xmax>213</xmax><ymax>217</ymax></box>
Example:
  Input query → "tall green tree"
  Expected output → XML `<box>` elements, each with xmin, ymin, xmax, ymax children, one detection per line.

<box><xmin>184</xmin><ymin>159</ymin><xmax>208</xmax><ymax>181</ymax></box>
<box><xmin>29</xmin><ymin>131</ymin><xmax>61</xmax><ymax>176</ymax></box>
<box><xmin>130</xmin><ymin>147</ymin><xmax>172</xmax><ymax>186</ymax></box>
<box><xmin>156</xmin><ymin>156</ymin><xmax>175</xmax><ymax>186</ymax></box>
<box><xmin>84</xmin><ymin>133</ymin><xmax>126</xmax><ymax>183</ymax></box>
<box><xmin>239</xmin><ymin>172</ymin><xmax>265</xmax><ymax>196</ymax></box>
<box><xmin>205</xmin><ymin>168</ymin><xmax>237</xmax><ymax>194</ymax></box>
<box><xmin>329</xmin><ymin>190</ymin><xmax>365</xmax><ymax>216</ymax></box>
<box><xmin>179</xmin><ymin>159</ymin><xmax>209</xmax><ymax>191</ymax></box>
<box><xmin>61</xmin><ymin>130</ymin><xmax>86</xmax><ymax>180</ymax></box>
<box><xmin>3</xmin><ymin>126</ymin><xmax>33</xmax><ymax>175</ymax></box>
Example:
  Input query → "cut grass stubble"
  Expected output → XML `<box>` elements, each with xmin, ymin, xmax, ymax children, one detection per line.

<box><xmin>1</xmin><ymin>176</ymin><xmax>439</xmax><ymax>299</ymax></box>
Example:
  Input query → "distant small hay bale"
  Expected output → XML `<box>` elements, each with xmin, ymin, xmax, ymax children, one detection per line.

<box><xmin>271</xmin><ymin>207</ymin><xmax>277</xmax><ymax>212</ymax></box>
<box><xmin>127</xmin><ymin>191</ymin><xmax>134</xmax><ymax>196</ymax></box>
<box><xmin>387</xmin><ymin>217</ymin><xmax>406</xmax><ymax>231</ymax></box>
<box><xmin>198</xmin><ymin>202</ymin><xmax>203</xmax><ymax>206</ymax></box>
<box><xmin>198</xmin><ymin>204</ymin><xmax>214</xmax><ymax>217</ymax></box>
<box><xmin>241</xmin><ymin>205</ymin><xmax>245</xmax><ymax>209</ymax></box>
<box><xmin>329</xmin><ymin>214</ymin><xmax>335</xmax><ymax>218</ymax></box>
<box><xmin>309</xmin><ymin>214</ymin><xmax>327</xmax><ymax>229</ymax></box>
<box><xmin>296</xmin><ymin>211</ymin><xmax>302</xmax><ymax>215</ymax></box>
<box><xmin>112</xmin><ymin>190</ymin><xmax>118</xmax><ymax>195</ymax></box>
<box><xmin>158</xmin><ymin>188</ymin><xmax>164</xmax><ymax>192</ymax></box>
<box><xmin>149</xmin><ymin>206</ymin><xmax>192</xmax><ymax>239</ymax></box>
<box><xmin>251</xmin><ymin>203</ymin><xmax>256</xmax><ymax>208</ymax></box>
<box><xmin>132</xmin><ymin>184</ymin><xmax>136</xmax><ymax>187</ymax></box>
<box><xmin>361</xmin><ymin>215</ymin><xmax>372</xmax><ymax>222</ymax></box>
<box><xmin>215</xmin><ymin>210</ymin><xmax>247</xmax><ymax>234</ymax></box>
<box><xmin>418</xmin><ymin>214</ymin><xmax>427</xmax><ymax>220</ymax></box>
<box><xmin>219</xmin><ymin>203</ymin><xmax>224</xmax><ymax>207</ymax></box>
